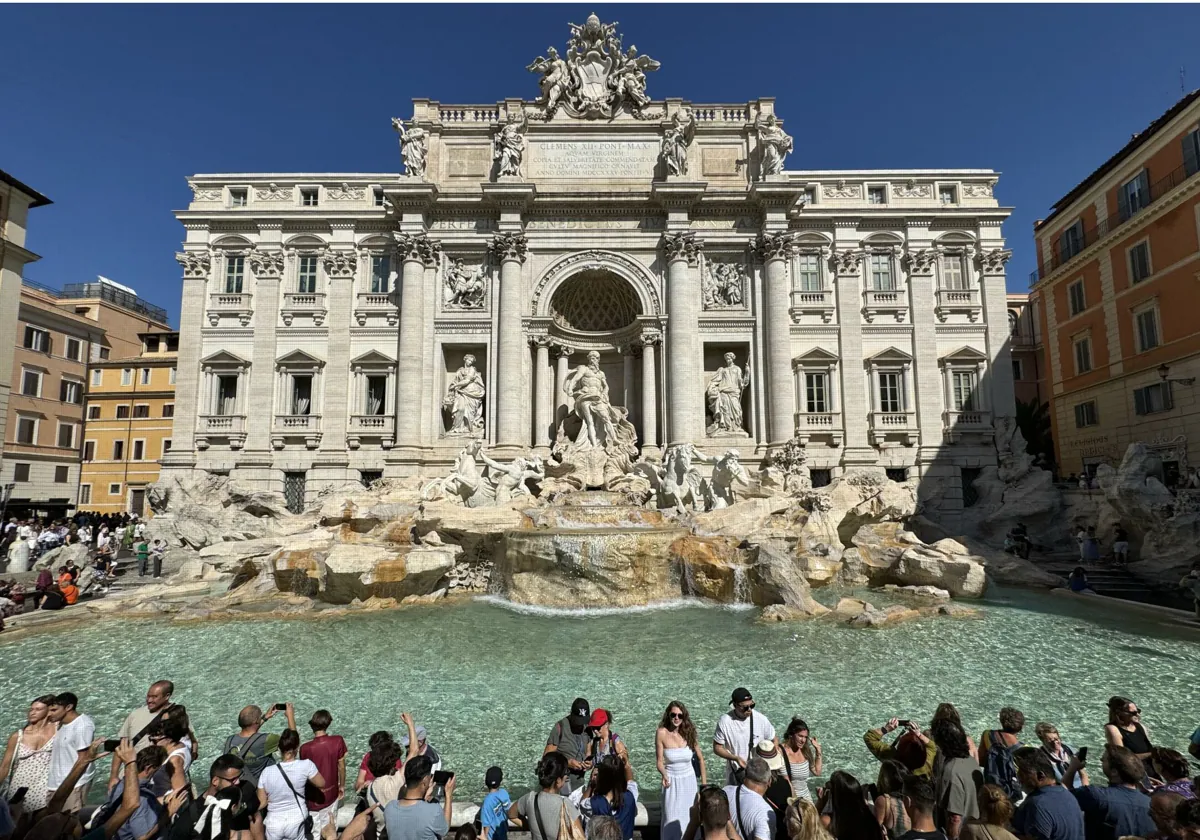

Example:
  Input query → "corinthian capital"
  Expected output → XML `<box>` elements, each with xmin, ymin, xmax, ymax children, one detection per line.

<box><xmin>394</xmin><ymin>232</ymin><xmax>441</xmax><ymax>266</ymax></box>
<box><xmin>322</xmin><ymin>250</ymin><xmax>358</xmax><ymax>278</ymax></box>
<box><xmin>901</xmin><ymin>248</ymin><xmax>937</xmax><ymax>276</ymax></box>
<box><xmin>976</xmin><ymin>248</ymin><xmax>1012</xmax><ymax>275</ymax></box>
<box><xmin>248</xmin><ymin>250</ymin><xmax>285</xmax><ymax>279</ymax></box>
<box><xmin>662</xmin><ymin>232</ymin><xmax>701</xmax><ymax>266</ymax></box>
<box><xmin>833</xmin><ymin>249</ymin><xmax>863</xmax><ymax>275</ymax></box>
<box><xmin>175</xmin><ymin>250</ymin><xmax>211</xmax><ymax>279</ymax></box>
<box><xmin>756</xmin><ymin>232</ymin><xmax>795</xmax><ymax>262</ymax></box>
<box><xmin>489</xmin><ymin>233</ymin><xmax>529</xmax><ymax>263</ymax></box>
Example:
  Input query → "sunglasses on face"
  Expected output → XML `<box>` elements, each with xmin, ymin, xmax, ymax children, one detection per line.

<box><xmin>670</xmin><ymin>713</ymin><xmax>684</xmax><ymax>720</ymax></box>
<box><xmin>737</xmin><ymin>703</ymin><xmax>755</xmax><ymax>712</ymax></box>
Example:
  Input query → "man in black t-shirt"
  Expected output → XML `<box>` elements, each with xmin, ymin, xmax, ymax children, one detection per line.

<box><xmin>168</xmin><ymin>754</ymin><xmax>262</xmax><ymax>840</ymax></box>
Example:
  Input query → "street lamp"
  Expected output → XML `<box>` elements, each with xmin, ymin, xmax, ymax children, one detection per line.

<box><xmin>1158</xmin><ymin>364</ymin><xmax>1196</xmax><ymax>386</ymax></box>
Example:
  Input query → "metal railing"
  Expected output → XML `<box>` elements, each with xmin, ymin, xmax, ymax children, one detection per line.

<box><xmin>60</xmin><ymin>282</ymin><xmax>169</xmax><ymax>323</ymax></box>
<box><xmin>1031</xmin><ymin>162</ymin><xmax>1198</xmax><ymax>285</ymax></box>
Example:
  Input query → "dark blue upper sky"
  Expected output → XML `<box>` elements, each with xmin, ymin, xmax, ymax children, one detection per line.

<box><xmin>3</xmin><ymin>3</ymin><xmax>1198</xmax><ymax>325</ymax></box>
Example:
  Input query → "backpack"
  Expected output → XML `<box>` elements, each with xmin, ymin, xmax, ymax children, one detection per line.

<box><xmin>982</xmin><ymin>730</ymin><xmax>1022</xmax><ymax>801</ymax></box>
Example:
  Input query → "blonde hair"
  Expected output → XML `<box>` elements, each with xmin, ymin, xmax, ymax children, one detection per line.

<box><xmin>785</xmin><ymin>799</ymin><xmax>834</xmax><ymax>840</ymax></box>
<box><xmin>977</xmin><ymin>784</ymin><xmax>1015</xmax><ymax>826</ymax></box>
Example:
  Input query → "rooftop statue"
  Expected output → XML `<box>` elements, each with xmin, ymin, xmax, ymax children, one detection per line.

<box><xmin>527</xmin><ymin>14</ymin><xmax>661</xmax><ymax>119</ymax></box>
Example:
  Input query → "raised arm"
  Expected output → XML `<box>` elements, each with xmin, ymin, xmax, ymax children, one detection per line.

<box><xmin>0</xmin><ymin>731</ymin><xmax>18</xmax><ymax>787</ymax></box>
<box><xmin>100</xmin><ymin>742</ymin><xmax>142</xmax><ymax>840</ymax></box>
<box><xmin>46</xmin><ymin>739</ymin><xmax>106</xmax><ymax>816</ymax></box>
<box><xmin>401</xmin><ymin>712</ymin><xmax>419</xmax><ymax>761</ymax></box>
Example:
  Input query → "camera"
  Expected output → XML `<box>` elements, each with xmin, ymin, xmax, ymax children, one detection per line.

<box><xmin>104</xmin><ymin>739</ymin><xmax>121</xmax><ymax>752</ymax></box>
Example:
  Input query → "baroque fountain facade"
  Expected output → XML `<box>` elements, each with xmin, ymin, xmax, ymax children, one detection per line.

<box><xmin>147</xmin><ymin>15</ymin><xmax>1064</xmax><ymax>617</ymax></box>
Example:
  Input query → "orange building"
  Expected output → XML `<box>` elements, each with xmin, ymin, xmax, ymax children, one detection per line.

<box><xmin>1030</xmin><ymin>90</ymin><xmax>1200</xmax><ymax>483</ymax></box>
<box><xmin>1007</xmin><ymin>292</ymin><xmax>1045</xmax><ymax>407</ymax></box>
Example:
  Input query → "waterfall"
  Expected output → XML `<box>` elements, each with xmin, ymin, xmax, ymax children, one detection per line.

<box><xmin>680</xmin><ymin>559</ymin><xmax>697</xmax><ymax>597</ymax></box>
<box><xmin>732</xmin><ymin>566</ymin><xmax>750</xmax><ymax>604</ymax></box>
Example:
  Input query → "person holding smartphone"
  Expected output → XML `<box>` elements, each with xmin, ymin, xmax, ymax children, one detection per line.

<box><xmin>224</xmin><ymin>703</ymin><xmax>297</xmax><ymax>786</ymax></box>
<box><xmin>382</xmin><ymin>755</ymin><xmax>455</xmax><ymax>840</ymax></box>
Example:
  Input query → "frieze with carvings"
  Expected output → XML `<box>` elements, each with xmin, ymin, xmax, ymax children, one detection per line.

<box><xmin>254</xmin><ymin>183</ymin><xmax>293</xmax><ymax>201</ymax></box>
<box><xmin>976</xmin><ymin>248</ymin><xmax>1012</xmax><ymax>274</ymax></box>
<box><xmin>322</xmin><ymin>250</ymin><xmax>358</xmax><ymax>278</ymax></box>
<box><xmin>443</xmin><ymin>258</ymin><xmax>488</xmax><ymax>310</ymax></box>
<box><xmin>526</xmin><ymin>216</ymin><xmax>665</xmax><ymax>231</ymax></box>
<box><xmin>248</xmin><ymin>250</ymin><xmax>285</xmax><ymax>279</ymax></box>
<box><xmin>394</xmin><ymin>233</ymin><xmax>441</xmax><ymax>266</ymax></box>
<box><xmin>822</xmin><ymin>181</ymin><xmax>862</xmax><ymax>200</ymax></box>
<box><xmin>963</xmin><ymin>182</ymin><xmax>996</xmax><ymax>198</ymax></box>
<box><xmin>489</xmin><ymin>233</ymin><xmax>529</xmax><ymax>263</ymax></box>
<box><xmin>893</xmin><ymin>180</ymin><xmax>932</xmax><ymax>199</ymax></box>
<box><xmin>663</xmin><ymin>232</ymin><xmax>702</xmax><ymax>266</ymax></box>
<box><xmin>327</xmin><ymin>183</ymin><xmax>366</xmax><ymax>201</ymax></box>
<box><xmin>190</xmin><ymin>186</ymin><xmax>223</xmax><ymax>202</ymax></box>
<box><xmin>702</xmin><ymin>257</ymin><xmax>747</xmax><ymax>310</ymax></box>
<box><xmin>175</xmin><ymin>251</ymin><xmax>211</xmax><ymax>278</ymax></box>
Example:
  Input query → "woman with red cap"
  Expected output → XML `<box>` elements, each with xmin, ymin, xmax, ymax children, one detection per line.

<box><xmin>585</xmin><ymin>709</ymin><xmax>627</xmax><ymax>765</ymax></box>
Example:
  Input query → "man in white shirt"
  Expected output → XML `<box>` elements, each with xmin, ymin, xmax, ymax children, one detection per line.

<box><xmin>724</xmin><ymin>757</ymin><xmax>776</xmax><ymax>840</ymax></box>
<box><xmin>107</xmin><ymin>680</ymin><xmax>175</xmax><ymax>791</ymax></box>
<box><xmin>47</xmin><ymin>692</ymin><xmax>97</xmax><ymax>812</ymax></box>
<box><xmin>713</xmin><ymin>688</ymin><xmax>777</xmax><ymax>785</ymax></box>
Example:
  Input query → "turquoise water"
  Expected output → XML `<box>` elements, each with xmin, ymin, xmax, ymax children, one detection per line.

<box><xmin>1</xmin><ymin>589</ymin><xmax>1197</xmax><ymax>804</ymax></box>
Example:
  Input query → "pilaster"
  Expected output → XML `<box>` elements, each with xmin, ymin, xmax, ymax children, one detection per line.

<box><xmin>663</xmin><ymin>232</ymin><xmax>703</xmax><ymax>445</ymax></box>
<box><xmin>162</xmin><ymin>247</ymin><xmax>211</xmax><ymax>468</ymax></box>
<box><xmin>832</xmin><ymin>220</ymin><xmax>873</xmax><ymax>463</ymax></box>
<box><xmin>902</xmin><ymin>227</ymin><xmax>943</xmax><ymax>460</ymax></box>
<box><xmin>491</xmin><ymin>232</ymin><xmax>530</xmax><ymax>453</ymax></box>
<box><xmin>393</xmin><ymin>232</ymin><xmax>440</xmax><ymax>453</ymax></box>
<box><xmin>757</xmin><ymin>232</ymin><xmax>797</xmax><ymax>448</ymax></box>
<box><xmin>244</xmin><ymin>244</ymin><xmax>283</xmax><ymax>453</ymax></box>
<box><xmin>321</xmin><ymin>231</ymin><xmax>357</xmax><ymax>453</ymax></box>
<box><xmin>977</xmin><ymin>246</ymin><xmax>1017</xmax><ymax>417</ymax></box>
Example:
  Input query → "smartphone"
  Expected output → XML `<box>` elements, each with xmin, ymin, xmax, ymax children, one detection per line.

<box><xmin>9</xmin><ymin>787</ymin><xmax>28</xmax><ymax>805</ymax></box>
<box><xmin>432</xmin><ymin>770</ymin><xmax>454</xmax><ymax>786</ymax></box>
<box><xmin>896</xmin><ymin>720</ymin><xmax>913</xmax><ymax>729</ymax></box>
<box><xmin>1077</xmin><ymin>747</ymin><xmax>1088</xmax><ymax>764</ymax></box>
<box><xmin>274</xmin><ymin>703</ymin><xmax>287</xmax><ymax>711</ymax></box>
<box><xmin>104</xmin><ymin>739</ymin><xmax>121</xmax><ymax>752</ymax></box>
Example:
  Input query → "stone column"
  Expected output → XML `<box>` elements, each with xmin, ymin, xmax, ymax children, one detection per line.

<box><xmin>663</xmin><ymin>233</ymin><xmax>702</xmax><ymax>445</ymax></box>
<box><xmin>164</xmin><ymin>250</ymin><xmax>212</xmax><ymax>466</ymax></box>
<box><xmin>555</xmin><ymin>344</ymin><xmax>573</xmax><ymax>423</ymax></box>
<box><xmin>622</xmin><ymin>349</ymin><xmax>634</xmax><ymax>411</ymax></box>
<box><xmin>903</xmin><ymin>245</ymin><xmax>943</xmax><ymax>456</ymax></box>
<box><xmin>641</xmin><ymin>335</ymin><xmax>659</xmax><ymax>455</ymax></box>
<box><xmin>533</xmin><ymin>337</ymin><xmax>553</xmax><ymax>452</ymax></box>
<box><xmin>758</xmin><ymin>233</ymin><xmax>796</xmax><ymax>448</ymax></box>
<box><xmin>490</xmin><ymin>233</ymin><xmax>529</xmax><ymax>453</ymax></box>
<box><xmin>243</xmin><ymin>250</ymin><xmax>284</xmax><ymax>454</ymax></box>
<box><xmin>394</xmin><ymin>233</ymin><xmax>438</xmax><ymax>449</ymax></box>
<box><xmin>832</xmin><ymin>247</ymin><xmax>873</xmax><ymax>463</ymax></box>
<box><xmin>320</xmin><ymin>247</ymin><xmax>357</xmax><ymax>452</ymax></box>
<box><xmin>978</xmin><ymin>247</ymin><xmax>1017</xmax><ymax>418</ymax></box>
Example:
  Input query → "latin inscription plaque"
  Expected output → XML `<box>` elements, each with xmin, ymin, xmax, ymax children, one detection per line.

<box><xmin>529</xmin><ymin>140</ymin><xmax>660</xmax><ymax>179</ymax></box>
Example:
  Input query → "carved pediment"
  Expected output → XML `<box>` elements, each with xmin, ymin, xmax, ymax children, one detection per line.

<box><xmin>350</xmin><ymin>349</ymin><xmax>396</xmax><ymax>368</ymax></box>
<box><xmin>276</xmin><ymin>349</ymin><xmax>326</xmax><ymax>368</ymax></box>
<box><xmin>939</xmin><ymin>345</ymin><xmax>988</xmax><ymax>364</ymax></box>
<box><xmin>793</xmin><ymin>347</ymin><xmax>840</xmax><ymax>367</ymax></box>
<box><xmin>866</xmin><ymin>347</ymin><xmax>913</xmax><ymax>364</ymax></box>
<box><xmin>200</xmin><ymin>350</ymin><xmax>250</xmax><ymax>368</ymax></box>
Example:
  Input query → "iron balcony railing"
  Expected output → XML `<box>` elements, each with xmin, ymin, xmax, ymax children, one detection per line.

<box><xmin>60</xmin><ymin>282</ymin><xmax>169</xmax><ymax>323</ymax></box>
<box><xmin>1030</xmin><ymin>162</ymin><xmax>1198</xmax><ymax>286</ymax></box>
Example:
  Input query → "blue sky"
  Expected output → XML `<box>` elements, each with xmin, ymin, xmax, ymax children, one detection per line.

<box><xmin>3</xmin><ymin>3</ymin><xmax>1198</xmax><ymax>325</ymax></box>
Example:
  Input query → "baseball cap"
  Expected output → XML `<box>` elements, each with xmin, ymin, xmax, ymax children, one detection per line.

<box><xmin>730</xmin><ymin>688</ymin><xmax>752</xmax><ymax>705</ymax></box>
<box><xmin>588</xmin><ymin>709</ymin><xmax>611</xmax><ymax>729</ymax></box>
<box><xmin>754</xmin><ymin>740</ymin><xmax>784</xmax><ymax>773</ymax></box>
<box><xmin>569</xmin><ymin>698</ymin><xmax>590</xmax><ymax>726</ymax></box>
<box><xmin>485</xmin><ymin>766</ymin><xmax>503</xmax><ymax>789</ymax></box>
<box><xmin>399</xmin><ymin>725</ymin><xmax>428</xmax><ymax>747</ymax></box>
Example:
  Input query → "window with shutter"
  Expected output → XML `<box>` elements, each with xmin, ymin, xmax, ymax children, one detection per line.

<box><xmin>1129</xmin><ymin>242</ymin><xmax>1151</xmax><ymax>283</ymax></box>
<box><xmin>1135</xmin><ymin>308</ymin><xmax>1160</xmax><ymax>351</ymax></box>
<box><xmin>1184</xmin><ymin>129</ymin><xmax>1200</xmax><ymax>177</ymax></box>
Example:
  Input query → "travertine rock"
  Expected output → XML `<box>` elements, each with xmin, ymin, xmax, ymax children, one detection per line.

<box><xmin>892</xmin><ymin>542</ymin><xmax>987</xmax><ymax>598</ymax></box>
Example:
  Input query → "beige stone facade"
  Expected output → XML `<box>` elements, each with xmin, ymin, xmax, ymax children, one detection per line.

<box><xmin>163</xmin><ymin>16</ymin><xmax>1015</xmax><ymax>524</ymax></box>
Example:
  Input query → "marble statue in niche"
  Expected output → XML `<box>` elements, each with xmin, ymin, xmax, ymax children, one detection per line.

<box><xmin>706</xmin><ymin>352</ymin><xmax>750</xmax><ymax>436</ymax></box>
<box><xmin>443</xmin><ymin>354</ymin><xmax>486</xmax><ymax>436</ymax></box>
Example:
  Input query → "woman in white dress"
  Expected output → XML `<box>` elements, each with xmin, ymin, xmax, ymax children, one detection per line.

<box><xmin>257</xmin><ymin>729</ymin><xmax>325</xmax><ymax>840</ymax></box>
<box><xmin>0</xmin><ymin>695</ymin><xmax>58</xmax><ymax>811</ymax></box>
<box><xmin>656</xmin><ymin>701</ymin><xmax>706</xmax><ymax>840</ymax></box>
<box><xmin>781</xmin><ymin>717</ymin><xmax>823</xmax><ymax>802</ymax></box>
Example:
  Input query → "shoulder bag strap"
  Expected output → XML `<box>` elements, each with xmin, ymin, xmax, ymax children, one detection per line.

<box><xmin>532</xmin><ymin>793</ymin><xmax>551</xmax><ymax>840</ymax></box>
<box><xmin>130</xmin><ymin>704</ymin><xmax>175</xmax><ymax>746</ymax></box>
<box><xmin>274</xmin><ymin>763</ymin><xmax>307</xmax><ymax>812</ymax></box>
<box><xmin>736</xmin><ymin>784</ymin><xmax>751</xmax><ymax>840</ymax></box>
<box><xmin>747</xmin><ymin>715</ymin><xmax>754</xmax><ymax>761</ymax></box>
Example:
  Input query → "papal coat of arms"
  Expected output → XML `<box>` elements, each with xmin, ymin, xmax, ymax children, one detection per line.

<box><xmin>526</xmin><ymin>14</ymin><xmax>661</xmax><ymax>119</ymax></box>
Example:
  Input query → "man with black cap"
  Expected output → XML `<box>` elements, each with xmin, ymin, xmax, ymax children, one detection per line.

<box><xmin>544</xmin><ymin>698</ymin><xmax>593</xmax><ymax>793</ymax></box>
<box><xmin>480</xmin><ymin>766</ymin><xmax>511</xmax><ymax>840</ymax></box>
<box><xmin>713</xmin><ymin>688</ymin><xmax>777</xmax><ymax>785</ymax></box>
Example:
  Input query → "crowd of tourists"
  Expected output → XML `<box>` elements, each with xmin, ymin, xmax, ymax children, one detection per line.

<box><xmin>2</xmin><ymin>683</ymin><xmax>1199</xmax><ymax>840</ymax></box>
<box><xmin>0</xmin><ymin>514</ymin><xmax>168</xmax><ymax>630</ymax></box>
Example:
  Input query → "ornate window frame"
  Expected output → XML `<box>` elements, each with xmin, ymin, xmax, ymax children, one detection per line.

<box><xmin>348</xmin><ymin>350</ymin><xmax>397</xmax><ymax>449</ymax></box>
<box><xmin>791</xmin><ymin>347</ymin><xmax>842</xmax><ymax>446</ymax></box>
